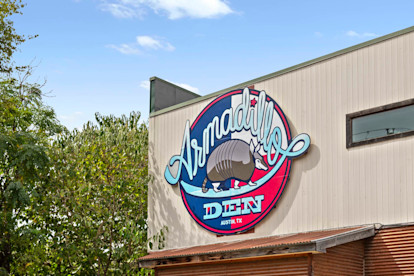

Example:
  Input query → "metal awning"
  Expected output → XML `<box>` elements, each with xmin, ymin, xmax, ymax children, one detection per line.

<box><xmin>139</xmin><ymin>225</ymin><xmax>375</xmax><ymax>268</ymax></box>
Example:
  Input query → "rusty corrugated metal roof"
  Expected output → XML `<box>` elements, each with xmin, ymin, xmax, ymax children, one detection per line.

<box><xmin>139</xmin><ymin>225</ymin><xmax>373</xmax><ymax>262</ymax></box>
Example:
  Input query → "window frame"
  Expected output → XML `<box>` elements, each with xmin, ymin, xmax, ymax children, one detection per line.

<box><xmin>346</xmin><ymin>98</ymin><xmax>414</xmax><ymax>148</ymax></box>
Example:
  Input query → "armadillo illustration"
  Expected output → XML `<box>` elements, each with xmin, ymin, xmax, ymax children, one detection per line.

<box><xmin>202</xmin><ymin>140</ymin><xmax>268</xmax><ymax>193</ymax></box>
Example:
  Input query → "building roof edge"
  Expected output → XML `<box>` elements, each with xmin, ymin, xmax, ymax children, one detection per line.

<box><xmin>150</xmin><ymin>25</ymin><xmax>414</xmax><ymax>118</ymax></box>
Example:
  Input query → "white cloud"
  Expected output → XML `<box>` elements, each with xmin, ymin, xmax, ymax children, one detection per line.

<box><xmin>137</xmin><ymin>36</ymin><xmax>161</xmax><ymax>49</ymax></box>
<box><xmin>137</xmin><ymin>36</ymin><xmax>175</xmax><ymax>51</ymax></box>
<box><xmin>139</xmin><ymin>79</ymin><xmax>199</xmax><ymax>93</ymax></box>
<box><xmin>106</xmin><ymin>43</ymin><xmax>142</xmax><ymax>55</ymax></box>
<box><xmin>346</xmin><ymin>30</ymin><xmax>378</xmax><ymax>38</ymax></box>
<box><xmin>107</xmin><ymin>35</ymin><xmax>174</xmax><ymax>55</ymax></box>
<box><xmin>99</xmin><ymin>0</ymin><xmax>233</xmax><ymax>19</ymax></box>
<box><xmin>140</xmin><ymin>80</ymin><xmax>150</xmax><ymax>90</ymax></box>
<box><xmin>173</xmin><ymin>82</ymin><xmax>199</xmax><ymax>93</ymax></box>
<box><xmin>100</xmin><ymin>3</ymin><xmax>140</xmax><ymax>18</ymax></box>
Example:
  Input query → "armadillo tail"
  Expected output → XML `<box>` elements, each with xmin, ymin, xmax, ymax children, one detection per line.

<box><xmin>202</xmin><ymin>178</ymin><xmax>208</xmax><ymax>193</ymax></box>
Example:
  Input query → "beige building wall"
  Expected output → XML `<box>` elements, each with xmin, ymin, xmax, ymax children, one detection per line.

<box><xmin>148</xmin><ymin>29</ymin><xmax>414</xmax><ymax>251</ymax></box>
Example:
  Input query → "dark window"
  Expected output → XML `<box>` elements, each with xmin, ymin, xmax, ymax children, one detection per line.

<box><xmin>346</xmin><ymin>99</ymin><xmax>414</xmax><ymax>148</ymax></box>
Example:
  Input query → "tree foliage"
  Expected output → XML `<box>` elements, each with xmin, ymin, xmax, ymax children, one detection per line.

<box><xmin>0</xmin><ymin>0</ymin><xmax>35</xmax><ymax>73</ymax></box>
<box><xmin>0</xmin><ymin>2</ymin><xmax>155</xmax><ymax>274</ymax></box>
<box><xmin>0</xmin><ymin>76</ymin><xmax>63</xmax><ymax>274</ymax></box>
<box><xmin>24</xmin><ymin>112</ymin><xmax>152</xmax><ymax>275</ymax></box>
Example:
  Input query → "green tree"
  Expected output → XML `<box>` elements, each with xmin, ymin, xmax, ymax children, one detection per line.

<box><xmin>0</xmin><ymin>0</ymin><xmax>35</xmax><ymax>73</ymax></box>
<box><xmin>1</xmin><ymin>3</ymin><xmax>154</xmax><ymax>273</ymax></box>
<box><xmin>27</xmin><ymin>112</ymin><xmax>153</xmax><ymax>275</ymax></box>
<box><xmin>0</xmin><ymin>76</ymin><xmax>63</xmax><ymax>274</ymax></box>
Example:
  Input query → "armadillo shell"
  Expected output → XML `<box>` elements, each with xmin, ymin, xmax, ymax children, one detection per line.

<box><xmin>206</xmin><ymin>139</ymin><xmax>255</xmax><ymax>182</ymax></box>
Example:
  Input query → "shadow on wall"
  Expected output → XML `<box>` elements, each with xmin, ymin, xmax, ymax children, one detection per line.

<box><xmin>259</xmin><ymin>121</ymin><xmax>321</xmax><ymax>233</ymax></box>
<box><xmin>148</xmin><ymin>119</ymin><xmax>322</xmax><ymax>248</ymax></box>
<box><xmin>148</xmin><ymin>141</ymin><xmax>216</xmax><ymax>250</ymax></box>
<box><xmin>364</xmin><ymin>226</ymin><xmax>414</xmax><ymax>275</ymax></box>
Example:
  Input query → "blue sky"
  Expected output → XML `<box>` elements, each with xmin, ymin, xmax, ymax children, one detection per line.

<box><xmin>12</xmin><ymin>0</ymin><xmax>414</xmax><ymax>129</ymax></box>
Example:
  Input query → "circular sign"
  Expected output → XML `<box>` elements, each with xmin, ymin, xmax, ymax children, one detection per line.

<box><xmin>164</xmin><ymin>88</ymin><xmax>310</xmax><ymax>235</ymax></box>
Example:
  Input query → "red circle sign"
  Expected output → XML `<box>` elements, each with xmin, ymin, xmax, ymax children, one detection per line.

<box><xmin>164</xmin><ymin>88</ymin><xmax>310</xmax><ymax>235</ymax></box>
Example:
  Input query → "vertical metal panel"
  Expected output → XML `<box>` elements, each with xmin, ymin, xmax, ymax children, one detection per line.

<box><xmin>156</xmin><ymin>257</ymin><xmax>309</xmax><ymax>276</ymax></box>
<box><xmin>254</xmin><ymin>30</ymin><xmax>414</xmax><ymax>237</ymax></box>
<box><xmin>149</xmin><ymin>31</ymin><xmax>414</xmax><ymax>250</ymax></box>
<box><xmin>313</xmin><ymin>241</ymin><xmax>364</xmax><ymax>275</ymax></box>
<box><xmin>365</xmin><ymin>226</ymin><xmax>414</xmax><ymax>275</ymax></box>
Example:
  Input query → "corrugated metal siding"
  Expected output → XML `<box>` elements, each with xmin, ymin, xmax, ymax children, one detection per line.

<box><xmin>255</xmin><ymin>32</ymin><xmax>414</xmax><ymax>238</ymax></box>
<box><xmin>140</xmin><ymin>227</ymin><xmax>361</xmax><ymax>261</ymax></box>
<box><xmin>149</xmin><ymin>30</ymin><xmax>414</xmax><ymax>250</ymax></box>
<box><xmin>156</xmin><ymin>257</ymin><xmax>309</xmax><ymax>276</ymax></box>
<box><xmin>365</xmin><ymin>226</ymin><xmax>414</xmax><ymax>275</ymax></box>
<box><xmin>313</xmin><ymin>241</ymin><xmax>364</xmax><ymax>276</ymax></box>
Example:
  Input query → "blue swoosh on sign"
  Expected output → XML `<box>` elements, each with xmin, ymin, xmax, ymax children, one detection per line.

<box><xmin>180</xmin><ymin>133</ymin><xmax>311</xmax><ymax>199</ymax></box>
<box><xmin>180</xmin><ymin>150</ymin><xmax>289</xmax><ymax>198</ymax></box>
